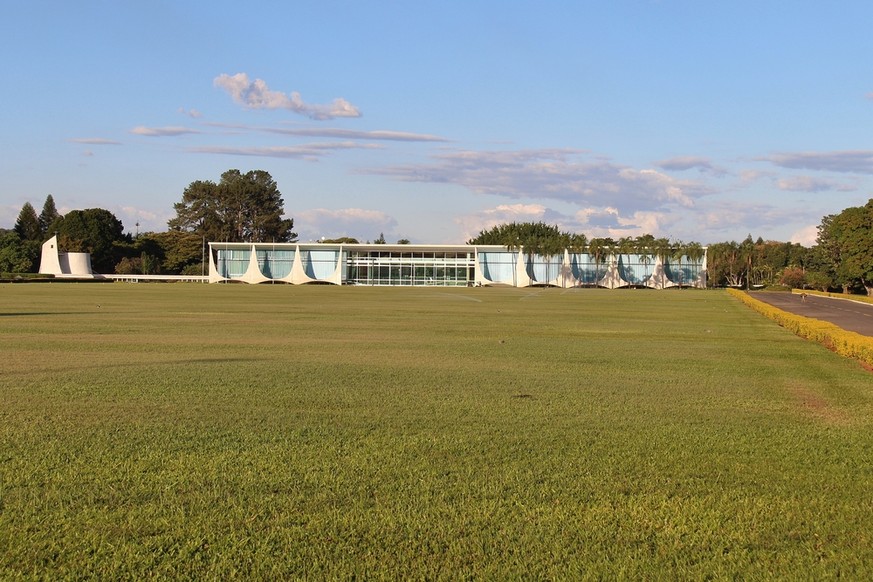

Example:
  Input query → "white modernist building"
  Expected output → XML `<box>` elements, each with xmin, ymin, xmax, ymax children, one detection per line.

<box><xmin>38</xmin><ymin>236</ymin><xmax>94</xmax><ymax>277</ymax></box>
<box><xmin>209</xmin><ymin>242</ymin><xmax>707</xmax><ymax>289</ymax></box>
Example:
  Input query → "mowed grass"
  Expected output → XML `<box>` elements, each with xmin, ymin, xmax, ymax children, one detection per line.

<box><xmin>1</xmin><ymin>283</ymin><xmax>872</xmax><ymax>579</ymax></box>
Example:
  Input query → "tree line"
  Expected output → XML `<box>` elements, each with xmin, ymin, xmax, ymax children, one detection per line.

<box><xmin>1</xmin><ymin>170</ymin><xmax>297</xmax><ymax>276</ymax></box>
<box><xmin>2</xmin><ymin>169</ymin><xmax>410</xmax><ymax>276</ymax></box>
<box><xmin>2</xmin><ymin>170</ymin><xmax>871</xmax><ymax>295</ymax></box>
<box><xmin>467</xmin><ymin>200</ymin><xmax>873</xmax><ymax>296</ymax></box>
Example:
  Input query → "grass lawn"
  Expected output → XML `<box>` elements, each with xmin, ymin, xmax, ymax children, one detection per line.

<box><xmin>1</xmin><ymin>283</ymin><xmax>872</xmax><ymax>579</ymax></box>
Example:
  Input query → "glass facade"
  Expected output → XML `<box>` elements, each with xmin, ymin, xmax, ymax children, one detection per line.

<box><xmin>617</xmin><ymin>253</ymin><xmax>656</xmax><ymax>286</ymax></box>
<box><xmin>570</xmin><ymin>253</ymin><xmax>604</xmax><ymax>286</ymax></box>
<box><xmin>256</xmin><ymin>249</ymin><xmax>294</xmax><ymax>279</ymax></box>
<box><xmin>526</xmin><ymin>254</ymin><xmax>565</xmax><ymax>285</ymax></box>
<box><xmin>302</xmin><ymin>249</ymin><xmax>340</xmax><ymax>280</ymax></box>
<box><xmin>479</xmin><ymin>251</ymin><xmax>518</xmax><ymax>284</ymax></box>
<box><xmin>664</xmin><ymin>256</ymin><xmax>702</xmax><ymax>287</ymax></box>
<box><xmin>345</xmin><ymin>250</ymin><xmax>475</xmax><ymax>286</ymax></box>
<box><xmin>215</xmin><ymin>248</ymin><xmax>251</xmax><ymax>278</ymax></box>
<box><xmin>210</xmin><ymin>243</ymin><xmax>706</xmax><ymax>288</ymax></box>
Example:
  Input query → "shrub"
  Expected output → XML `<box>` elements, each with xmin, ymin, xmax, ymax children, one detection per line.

<box><xmin>779</xmin><ymin>266</ymin><xmax>806</xmax><ymax>289</ymax></box>
<box><xmin>728</xmin><ymin>288</ymin><xmax>873</xmax><ymax>367</ymax></box>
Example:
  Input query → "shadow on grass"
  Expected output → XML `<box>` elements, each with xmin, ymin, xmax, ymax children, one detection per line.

<box><xmin>0</xmin><ymin>312</ymin><xmax>87</xmax><ymax>317</ymax></box>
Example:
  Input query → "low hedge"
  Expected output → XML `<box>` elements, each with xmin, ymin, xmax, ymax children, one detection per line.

<box><xmin>0</xmin><ymin>273</ymin><xmax>55</xmax><ymax>282</ymax></box>
<box><xmin>728</xmin><ymin>288</ymin><xmax>873</xmax><ymax>368</ymax></box>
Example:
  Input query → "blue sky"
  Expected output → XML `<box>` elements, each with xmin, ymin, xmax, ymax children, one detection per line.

<box><xmin>3</xmin><ymin>1</ymin><xmax>872</xmax><ymax>245</ymax></box>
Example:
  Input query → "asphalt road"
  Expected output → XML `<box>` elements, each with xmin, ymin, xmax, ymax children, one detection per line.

<box><xmin>749</xmin><ymin>292</ymin><xmax>873</xmax><ymax>338</ymax></box>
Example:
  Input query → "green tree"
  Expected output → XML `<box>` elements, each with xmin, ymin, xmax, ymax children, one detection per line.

<box><xmin>38</xmin><ymin>195</ymin><xmax>60</xmax><ymax>237</ymax></box>
<box><xmin>586</xmin><ymin>237</ymin><xmax>612</xmax><ymax>287</ymax></box>
<box><xmin>805</xmin><ymin>269</ymin><xmax>833</xmax><ymax>292</ymax></box>
<box><xmin>739</xmin><ymin>235</ymin><xmax>756</xmax><ymax>289</ymax></box>
<box><xmin>521</xmin><ymin>233</ymin><xmax>542</xmax><ymax>284</ymax></box>
<box><xmin>49</xmin><ymin>208</ymin><xmax>128</xmax><ymax>273</ymax></box>
<box><xmin>467</xmin><ymin>222</ymin><xmax>572</xmax><ymax>286</ymax></box>
<box><xmin>0</xmin><ymin>231</ymin><xmax>40</xmax><ymax>273</ymax></box>
<box><xmin>114</xmin><ymin>256</ymin><xmax>141</xmax><ymax>275</ymax></box>
<box><xmin>111</xmin><ymin>233</ymin><xmax>164</xmax><ymax>275</ymax></box>
<box><xmin>635</xmin><ymin>234</ymin><xmax>656</xmax><ymax>287</ymax></box>
<box><xmin>522</xmin><ymin>232</ymin><xmax>565</xmax><ymax>287</ymax></box>
<box><xmin>707</xmin><ymin>241</ymin><xmax>743</xmax><ymax>287</ymax></box>
<box><xmin>321</xmin><ymin>237</ymin><xmax>360</xmax><ymax>244</ymax></box>
<box><xmin>567</xmin><ymin>233</ymin><xmax>587</xmax><ymax>287</ymax></box>
<box><xmin>813</xmin><ymin>199</ymin><xmax>873</xmax><ymax>295</ymax></box>
<box><xmin>548</xmin><ymin>232</ymin><xmax>570</xmax><ymax>287</ymax></box>
<box><xmin>670</xmin><ymin>240</ymin><xmax>688</xmax><ymax>287</ymax></box>
<box><xmin>617</xmin><ymin>236</ymin><xmax>637</xmax><ymax>286</ymax></box>
<box><xmin>684</xmin><ymin>242</ymin><xmax>705</xmax><ymax>286</ymax></box>
<box><xmin>468</xmin><ymin>222</ymin><xmax>565</xmax><ymax>246</ymax></box>
<box><xmin>373</xmin><ymin>232</ymin><xmax>387</xmax><ymax>244</ymax></box>
<box><xmin>151</xmin><ymin>231</ymin><xmax>204</xmax><ymax>274</ymax></box>
<box><xmin>779</xmin><ymin>266</ymin><xmax>806</xmax><ymax>289</ymax></box>
<box><xmin>169</xmin><ymin>169</ymin><xmax>297</xmax><ymax>243</ymax></box>
<box><xmin>747</xmin><ymin>240</ymin><xmax>806</xmax><ymax>286</ymax></box>
<box><xmin>14</xmin><ymin>202</ymin><xmax>41</xmax><ymax>241</ymax></box>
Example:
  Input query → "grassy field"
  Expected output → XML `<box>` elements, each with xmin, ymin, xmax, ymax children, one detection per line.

<box><xmin>1</xmin><ymin>283</ymin><xmax>872</xmax><ymax>579</ymax></box>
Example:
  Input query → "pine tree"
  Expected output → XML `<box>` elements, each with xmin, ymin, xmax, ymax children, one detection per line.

<box><xmin>38</xmin><ymin>194</ymin><xmax>60</xmax><ymax>237</ymax></box>
<box><xmin>169</xmin><ymin>170</ymin><xmax>296</xmax><ymax>243</ymax></box>
<box><xmin>14</xmin><ymin>202</ymin><xmax>41</xmax><ymax>241</ymax></box>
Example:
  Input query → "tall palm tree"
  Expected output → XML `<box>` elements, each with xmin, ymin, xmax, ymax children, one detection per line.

<box><xmin>618</xmin><ymin>236</ymin><xmax>637</xmax><ymax>287</ymax></box>
<box><xmin>548</xmin><ymin>232</ymin><xmax>567</xmax><ymax>288</ymax></box>
<box><xmin>671</xmin><ymin>240</ymin><xmax>688</xmax><ymax>288</ymax></box>
<box><xmin>523</xmin><ymin>234</ymin><xmax>542</xmax><ymax>286</ymax></box>
<box><xmin>568</xmin><ymin>232</ymin><xmax>587</xmax><ymax>287</ymax></box>
<box><xmin>503</xmin><ymin>229</ymin><xmax>522</xmax><ymax>287</ymax></box>
<box><xmin>526</xmin><ymin>234</ymin><xmax>561</xmax><ymax>287</ymax></box>
<box><xmin>542</xmin><ymin>233</ymin><xmax>567</xmax><ymax>287</ymax></box>
<box><xmin>652</xmin><ymin>237</ymin><xmax>671</xmax><ymax>289</ymax></box>
<box><xmin>711</xmin><ymin>240</ymin><xmax>742</xmax><ymax>287</ymax></box>
<box><xmin>587</xmin><ymin>237</ymin><xmax>609</xmax><ymax>287</ymax></box>
<box><xmin>684</xmin><ymin>242</ymin><xmax>705</xmax><ymax>287</ymax></box>
<box><xmin>740</xmin><ymin>235</ymin><xmax>755</xmax><ymax>290</ymax></box>
<box><xmin>636</xmin><ymin>234</ymin><xmax>656</xmax><ymax>288</ymax></box>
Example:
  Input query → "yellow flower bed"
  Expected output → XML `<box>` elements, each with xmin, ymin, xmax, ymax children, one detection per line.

<box><xmin>728</xmin><ymin>288</ymin><xmax>873</xmax><ymax>367</ymax></box>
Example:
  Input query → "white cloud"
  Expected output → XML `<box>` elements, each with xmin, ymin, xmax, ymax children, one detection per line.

<box><xmin>454</xmin><ymin>203</ymin><xmax>674</xmax><ymax>242</ymax></box>
<box><xmin>454</xmin><ymin>203</ymin><xmax>549</xmax><ymax>241</ymax></box>
<box><xmin>657</xmin><ymin>156</ymin><xmax>727</xmax><ymax>176</ymax></box>
<box><xmin>178</xmin><ymin>107</ymin><xmax>203</xmax><ymax>118</ymax></box>
<box><xmin>484</xmin><ymin>203</ymin><xmax>548</xmax><ymax>220</ymax></box>
<box><xmin>295</xmin><ymin>208</ymin><xmax>398</xmax><ymax>241</ymax></box>
<box><xmin>777</xmin><ymin>175</ymin><xmax>857</xmax><ymax>192</ymax></box>
<box><xmin>761</xmin><ymin>150</ymin><xmax>873</xmax><ymax>174</ymax></box>
<box><xmin>1</xmin><ymin>204</ymin><xmax>21</xmax><ymax>228</ymax></box>
<box><xmin>452</xmin><ymin>197</ymin><xmax>831</xmax><ymax>246</ymax></box>
<box><xmin>214</xmin><ymin>73</ymin><xmax>361</xmax><ymax>120</ymax></box>
<box><xmin>130</xmin><ymin>126</ymin><xmax>200</xmax><ymax>137</ymax></box>
<box><xmin>200</xmin><ymin>122</ymin><xmax>447</xmax><ymax>142</ymax></box>
<box><xmin>188</xmin><ymin>142</ymin><xmax>382</xmax><ymax>160</ymax></box>
<box><xmin>738</xmin><ymin>169</ymin><xmax>772</xmax><ymax>185</ymax></box>
<box><xmin>365</xmin><ymin>149</ymin><xmax>711</xmax><ymax>213</ymax></box>
<box><xmin>574</xmin><ymin>208</ymin><xmax>672</xmax><ymax>239</ymax></box>
<box><xmin>692</xmin><ymin>201</ymin><xmax>822</xmax><ymax>243</ymax></box>
<box><xmin>68</xmin><ymin>137</ymin><xmax>122</xmax><ymax>145</ymax></box>
<box><xmin>265</xmin><ymin>127</ymin><xmax>447</xmax><ymax>142</ymax></box>
<box><xmin>115</xmin><ymin>206</ymin><xmax>170</xmax><ymax>234</ymax></box>
<box><xmin>789</xmin><ymin>224</ymin><xmax>819</xmax><ymax>246</ymax></box>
